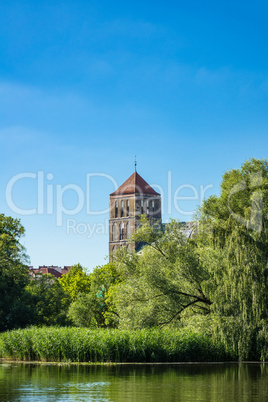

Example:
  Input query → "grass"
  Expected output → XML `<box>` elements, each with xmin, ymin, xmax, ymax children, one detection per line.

<box><xmin>0</xmin><ymin>327</ymin><xmax>235</xmax><ymax>363</ymax></box>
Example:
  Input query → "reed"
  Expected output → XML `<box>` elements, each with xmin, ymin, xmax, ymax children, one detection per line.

<box><xmin>0</xmin><ymin>327</ymin><xmax>235</xmax><ymax>362</ymax></box>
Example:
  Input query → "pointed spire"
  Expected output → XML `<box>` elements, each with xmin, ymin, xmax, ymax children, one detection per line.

<box><xmin>134</xmin><ymin>155</ymin><xmax>137</xmax><ymax>172</ymax></box>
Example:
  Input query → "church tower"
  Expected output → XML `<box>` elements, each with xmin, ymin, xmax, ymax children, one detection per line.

<box><xmin>109</xmin><ymin>171</ymin><xmax>161</xmax><ymax>257</ymax></box>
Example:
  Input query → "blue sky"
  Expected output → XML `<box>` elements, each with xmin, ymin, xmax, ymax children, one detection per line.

<box><xmin>1</xmin><ymin>0</ymin><xmax>268</xmax><ymax>270</ymax></box>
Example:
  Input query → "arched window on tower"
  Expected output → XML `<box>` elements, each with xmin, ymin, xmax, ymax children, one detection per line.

<box><xmin>119</xmin><ymin>222</ymin><xmax>124</xmax><ymax>240</ymax></box>
<box><xmin>152</xmin><ymin>200</ymin><xmax>155</xmax><ymax>215</ymax></box>
<box><xmin>115</xmin><ymin>201</ymin><xmax>118</xmax><ymax>218</ymax></box>
<box><xmin>126</xmin><ymin>200</ymin><xmax>129</xmax><ymax>216</ymax></box>
<box><xmin>126</xmin><ymin>222</ymin><xmax>131</xmax><ymax>239</ymax></box>
<box><xmin>121</xmin><ymin>200</ymin><xmax>124</xmax><ymax>217</ymax></box>
<box><xmin>141</xmin><ymin>200</ymin><xmax>144</xmax><ymax>214</ymax></box>
<box><xmin>146</xmin><ymin>200</ymin><xmax>149</xmax><ymax>215</ymax></box>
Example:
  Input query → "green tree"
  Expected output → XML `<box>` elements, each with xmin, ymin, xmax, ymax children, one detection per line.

<box><xmin>90</xmin><ymin>263</ymin><xmax>120</xmax><ymax>327</ymax></box>
<box><xmin>26</xmin><ymin>274</ymin><xmax>71</xmax><ymax>326</ymax></box>
<box><xmin>67</xmin><ymin>263</ymin><xmax>120</xmax><ymax>328</ymax></box>
<box><xmin>67</xmin><ymin>292</ymin><xmax>104</xmax><ymax>327</ymax></box>
<box><xmin>59</xmin><ymin>263</ymin><xmax>91</xmax><ymax>300</ymax></box>
<box><xmin>198</xmin><ymin>158</ymin><xmax>268</xmax><ymax>360</ymax></box>
<box><xmin>0</xmin><ymin>214</ymin><xmax>32</xmax><ymax>331</ymax></box>
<box><xmin>111</xmin><ymin>218</ymin><xmax>212</xmax><ymax>329</ymax></box>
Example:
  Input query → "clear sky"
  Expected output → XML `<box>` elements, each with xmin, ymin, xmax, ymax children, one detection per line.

<box><xmin>1</xmin><ymin>0</ymin><xmax>268</xmax><ymax>270</ymax></box>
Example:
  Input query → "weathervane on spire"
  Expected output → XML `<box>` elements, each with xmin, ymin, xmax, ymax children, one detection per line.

<box><xmin>134</xmin><ymin>155</ymin><xmax>137</xmax><ymax>172</ymax></box>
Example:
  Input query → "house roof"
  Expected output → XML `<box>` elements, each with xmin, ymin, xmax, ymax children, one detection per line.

<box><xmin>110</xmin><ymin>172</ymin><xmax>160</xmax><ymax>196</ymax></box>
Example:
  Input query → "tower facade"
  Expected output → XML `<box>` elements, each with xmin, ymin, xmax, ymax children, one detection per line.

<box><xmin>109</xmin><ymin>171</ymin><xmax>161</xmax><ymax>257</ymax></box>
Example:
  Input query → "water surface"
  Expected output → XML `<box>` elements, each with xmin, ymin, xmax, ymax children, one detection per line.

<box><xmin>0</xmin><ymin>362</ymin><xmax>267</xmax><ymax>401</ymax></box>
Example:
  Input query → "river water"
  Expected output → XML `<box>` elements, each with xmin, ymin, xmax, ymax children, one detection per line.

<box><xmin>0</xmin><ymin>362</ymin><xmax>268</xmax><ymax>401</ymax></box>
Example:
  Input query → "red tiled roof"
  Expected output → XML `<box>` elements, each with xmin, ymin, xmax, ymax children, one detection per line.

<box><xmin>29</xmin><ymin>266</ymin><xmax>68</xmax><ymax>279</ymax></box>
<box><xmin>110</xmin><ymin>172</ymin><xmax>160</xmax><ymax>196</ymax></box>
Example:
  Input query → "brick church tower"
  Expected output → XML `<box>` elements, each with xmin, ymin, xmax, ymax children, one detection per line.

<box><xmin>109</xmin><ymin>170</ymin><xmax>161</xmax><ymax>257</ymax></box>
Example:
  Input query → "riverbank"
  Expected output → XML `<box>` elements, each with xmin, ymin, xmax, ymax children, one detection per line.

<box><xmin>2</xmin><ymin>359</ymin><xmax>263</xmax><ymax>365</ymax></box>
<box><xmin>0</xmin><ymin>326</ymin><xmax>234</xmax><ymax>363</ymax></box>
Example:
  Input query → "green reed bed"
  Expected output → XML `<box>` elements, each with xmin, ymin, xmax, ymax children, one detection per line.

<box><xmin>0</xmin><ymin>327</ymin><xmax>235</xmax><ymax>362</ymax></box>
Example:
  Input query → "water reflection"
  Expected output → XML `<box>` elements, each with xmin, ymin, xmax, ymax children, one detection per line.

<box><xmin>0</xmin><ymin>362</ymin><xmax>268</xmax><ymax>401</ymax></box>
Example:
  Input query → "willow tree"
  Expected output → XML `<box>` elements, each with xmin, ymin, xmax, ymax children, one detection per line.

<box><xmin>199</xmin><ymin>158</ymin><xmax>268</xmax><ymax>360</ymax></box>
<box><xmin>111</xmin><ymin>218</ymin><xmax>213</xmax><ymax>329</ymax></box>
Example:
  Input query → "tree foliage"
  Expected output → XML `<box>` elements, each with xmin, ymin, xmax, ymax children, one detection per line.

<box><xmin>67</xmin><ymin>263</ymin><xmax>120</xmax><ymax>328</ymax></box>
<box><xmin>59</xmin><ymin>263</ymin><xmax>91</xmax><ymax>300</ymax></box>
<box><xmin>111</xmin><ymin>218</ymin><xmax>212</xmax><ymax>329</ymax></box>
<box><xmin>0</xmin><ymin>214</ymin><xmax>31</xmax><ymax>331</ymax></box>
<box><xmin>67</xmin><ymin>292</ymin><xmax>104</xmax><ymax>327</ymax></box>
<box><xmin>198</xmin><ymin>158</ymin><xmax>268</xmax><ymax>360</ymax></box>
<box><xmin>26</xmin><ymin>274</ymin><xmax>71</xmax><ymax>326</ymax></box>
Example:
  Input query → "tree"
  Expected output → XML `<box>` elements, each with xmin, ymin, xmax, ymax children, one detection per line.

<box><xmin>67</xmin><ymin>263</ymin><xmax>120</xmax><ymax>328</ymax></box>
<box><xmin>90</xmin><ymin>263</ymin><xmax>120</xmax><ymax>327</ymax></box>
<box><xmin>0</xmin><ymin>214</ymin><xmax>32</xmax><ymax>331</ymax></box>
<box><xmin>198</xmin><ymin>158</ymin><xmax>268</xmax><ymax>360</ymax></box>
<box><xmin>111</xmin><ymin>218</ymin><xmax>212</xmax><ymax>329</ymax></box>
<box><xmin>67</xmin><ymin>293</ymin><xmax>104</xmax><ymax>327</ymax></box>
<box><xmin>110</xmin><ymin>158</ymin><xmax>268</xmax><ymax>361</ymax></box>
<box><xmin>59</xmin><ymin>263</ymin><xmax>91</xmax><ymax>300</ymax></box>
<box><xmin>26</xmin><ymin>274</ymin><xmax>71</xmax><ymax>326</ymax></box>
